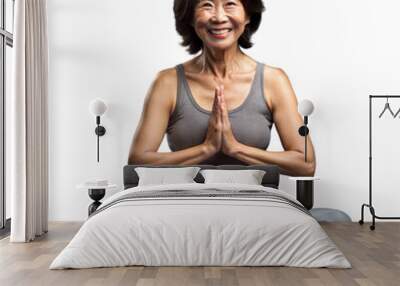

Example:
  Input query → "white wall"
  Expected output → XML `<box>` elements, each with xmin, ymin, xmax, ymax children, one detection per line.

<box><xmin>48</xmin><ymin>0</ymin><xmax>400</xmax><ymax>221</ymax></box>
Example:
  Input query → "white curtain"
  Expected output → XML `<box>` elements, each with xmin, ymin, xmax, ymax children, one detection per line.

<box><xmin>9</xmin><ymin>0</ymin><xmax>49</xmax><ymax>242</ymax></box>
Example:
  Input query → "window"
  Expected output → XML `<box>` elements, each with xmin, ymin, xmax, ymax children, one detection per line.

<box><xmin>0</xmin><ymin>0</ymin><xmax>14</xmax><ymax>235</ymax></box>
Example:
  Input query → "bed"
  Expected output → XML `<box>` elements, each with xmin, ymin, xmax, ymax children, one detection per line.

<box><xmin>49</xmin><ymin>164</ymin><xmax>351</xmax><ymax>269</ymax></box>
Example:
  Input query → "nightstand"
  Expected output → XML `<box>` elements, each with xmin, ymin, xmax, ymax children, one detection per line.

<box><xmin>288</xmin><ymin>177</ymin><xmax>320</xmax><ymax>210</ymax></box>
<box><xmin>77</xmin><ymin>183</ymin><xmax>117</xmax><ymax>216</ymax></box>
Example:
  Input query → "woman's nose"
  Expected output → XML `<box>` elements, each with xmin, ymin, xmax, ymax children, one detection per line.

<box><xmin>212</xmin><ymin>5</ymin><xmax>228</xmax><ymax>22</ymax></box>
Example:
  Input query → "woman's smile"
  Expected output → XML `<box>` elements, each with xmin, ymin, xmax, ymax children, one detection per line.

<box><xmin>207</xmin><ymin>27</ymin><xmax>233</xmax><ymax>39</ymax></box>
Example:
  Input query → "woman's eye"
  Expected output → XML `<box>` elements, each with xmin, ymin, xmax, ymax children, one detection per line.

<box><xmin>200</xmin><ymin>2</ymin><xmax>213</xmax><ymax>8</ymax></box>
<box><xmin>226</xmin><ymin>1</ymin><xmax>236</xmax><ymax>6</ymax></box>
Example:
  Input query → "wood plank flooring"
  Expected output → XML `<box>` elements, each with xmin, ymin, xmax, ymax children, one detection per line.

<box><xmin>0</xmin><ymin>222</ymin><xmax>399</xmax><ymax>286</ymax></box>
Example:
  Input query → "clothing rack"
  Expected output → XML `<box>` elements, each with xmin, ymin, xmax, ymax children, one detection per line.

<box><xmin>359</xmin><ymin>95</ymin><xmax>400</xmax><ymax>230</ymax></box>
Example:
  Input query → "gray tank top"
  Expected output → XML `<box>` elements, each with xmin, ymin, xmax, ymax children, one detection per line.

<box><xmin>166</xmin><ymin>61</ymin><xmax>273</xmax><ymax>165</ymax></box>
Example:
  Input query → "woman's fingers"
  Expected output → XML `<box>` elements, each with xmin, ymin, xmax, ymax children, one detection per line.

<box><xmin>217</xmin><ymin>97</ymin><xmax>222</xmax><ymax>125</ymax></box>
<box><xmin>218</xmin><ymin>85</ymin><xmax>227</xmax><ymax>119</ymax></box>
<box><xmin>216</xmin><ymin>92</ymin><xmax>222</xmax><ymax>125</ymax></box>
<box><xmin>213</xmin><ymin>87</ymin><xmax>221</xmax><ymax>118</ymax></box>
<box><xmin>209</xmin><ymin>87</ymin><xmax>221</xmax><ymax>129</ymax></box>
<box><xmin>211</xmin><ymin>85</ymin><xmax>228</xmax><ymax>126</ymax></box>
<box><xmin>212</xmin><ymin>86</ymin><xmax>219</xmax><ymax>113</ymax></box>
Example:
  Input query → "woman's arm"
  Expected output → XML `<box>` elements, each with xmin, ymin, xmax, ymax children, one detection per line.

<box><xmin>128</xmin><ymin>69</ymin><xmax>216</xmax><ymax>165</ymax></box>
<box><xmin>228</xmin><ymin>67</ymin><xmax>316</xmax><ymax>176</ymax></box>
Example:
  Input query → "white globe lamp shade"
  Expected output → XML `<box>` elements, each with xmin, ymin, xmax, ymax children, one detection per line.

<box><xmin>298</xmin><ymin>99</ymin><xmax>314</xmax><ymax>116</ymax></box>
<box><xmin>89</xmin><ymin>99</ymin><xmax>107</xmax><ymax>116</ymax></box>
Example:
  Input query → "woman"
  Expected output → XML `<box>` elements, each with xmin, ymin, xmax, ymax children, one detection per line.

<box><xmin>128</xmin><ymin>0</ymin><xmax>316</xmax><ymax>176</ymax></box>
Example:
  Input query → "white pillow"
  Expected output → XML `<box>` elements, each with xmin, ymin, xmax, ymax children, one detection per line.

<box><xmin>200</xmin><ymin>169</ymin><xmax>266</xmax><ymax>185</ymax></box>
<box><xmin>135</xmin><ymin>167</ymin><xmax>201</xmax><ymax>186</ymax></box>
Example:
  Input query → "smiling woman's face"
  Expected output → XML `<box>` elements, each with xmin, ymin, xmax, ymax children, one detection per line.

<box><xmin>193</xmin><ymin>0</ymin><xmax>250</xmax><ymax>51</ymax></box>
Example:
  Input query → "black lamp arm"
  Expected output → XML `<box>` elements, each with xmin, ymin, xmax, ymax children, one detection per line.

<box><xmin>298</xmin><ymin>116</ymin><xmax>309</xmax><ymax>162</ymax></box>
<box><xmin>94</xmin><ymin>116</ymin><xmax>106</xmax><ymax>162</ymax></box>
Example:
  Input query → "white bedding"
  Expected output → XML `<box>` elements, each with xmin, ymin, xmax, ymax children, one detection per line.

<box><xmin>50</xmin><ymin>183</ymin><xmax>351</xmax><ymax>269</ymax></box>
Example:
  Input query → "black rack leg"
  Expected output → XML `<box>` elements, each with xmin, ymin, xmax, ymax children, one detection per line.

<box><xmin>359</xmin><ymin>204</ymin><xmax>366</xmax><ymax>225</ymax></box>
<box><xmin>359</xmin><ymin>204</ymin><xmax>376</xmax><ymax>231</ymax></box>
<box><xmin>370</xmin><ymin>206</ymin><xmax>376</xmax><ymax>231</ymax></box>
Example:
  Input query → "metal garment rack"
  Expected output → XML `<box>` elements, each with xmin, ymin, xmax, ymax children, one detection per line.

<box><xmin>359</xmin><ymin>95</ymin><xmax>400</xmax><ymax>230</ymax></box>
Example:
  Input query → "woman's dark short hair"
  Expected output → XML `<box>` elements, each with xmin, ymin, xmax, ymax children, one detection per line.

<box><xmin>174</xmin><ymin>0</ymin><xmax>265</xmax><ymax>54</ymax></box>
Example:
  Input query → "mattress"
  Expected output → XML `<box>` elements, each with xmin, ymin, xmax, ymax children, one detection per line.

<box><xmin>50</xmin><ymin>183</ymin><xmax>351</xmax><ymax>269</ymax></box>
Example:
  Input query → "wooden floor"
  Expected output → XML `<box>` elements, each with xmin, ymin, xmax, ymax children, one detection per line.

<box><xmin>0</xmin><ymin>222</ymin><xmax>399</xmax><ymax>286</ymax></box>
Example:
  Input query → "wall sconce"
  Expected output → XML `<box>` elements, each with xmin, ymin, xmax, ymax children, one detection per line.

<box><xmin>89</xmin><ymin>98</ymin><xmax>107</xmax><ymax>162</ymax></box>
<box><xmin>298</xmin><ymin>99</ymin><xmax>315</xmax><ymax>162</ymax></box>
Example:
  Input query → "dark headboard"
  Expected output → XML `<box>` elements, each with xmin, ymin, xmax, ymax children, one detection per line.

<box><xmin>123</xmin><ymin>164</ymin><xmax>280</xmax><ymax>189</ymax></box>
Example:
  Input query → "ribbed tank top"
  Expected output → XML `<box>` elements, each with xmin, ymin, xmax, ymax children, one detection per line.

<box><xmin>166</xmin><ymin>61</ymin><xmax>274</xmax><ymax>165</ymax></box>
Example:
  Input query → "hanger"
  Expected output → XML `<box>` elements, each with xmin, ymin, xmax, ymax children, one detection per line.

<box><xmin>379</xmin><ymin>97</ymin><xmax>395</xmax><ymax>118</ymax></box>
<box><xmin>394</xmin><ymin>105</ymin><xmax>400</xmax><ymax>118</ymax></box>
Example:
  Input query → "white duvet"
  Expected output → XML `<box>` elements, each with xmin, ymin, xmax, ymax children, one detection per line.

<box><xmin>50</xmin><ymin>183</ymin><xmax>351</xmax><ymax>269</ymax></box>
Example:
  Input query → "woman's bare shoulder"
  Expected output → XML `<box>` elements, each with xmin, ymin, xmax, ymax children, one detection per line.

<box><xmin>146</xmin><ymin>66</ymin><xmax>179</xmax><ymax>115</ymax></box>
<box><xmin>153</xmin><ymin>67</ymin><xmax>178</xmax><ymax>89</ymax></box>
<box><xmin>261</xmin><ymin>64</ymin><xmax>295</xmax><ymax>111</ymax></box>
<box><xmin>263</xmin><ymin>64</ymin><xmax>290</xmax><ymax>87</ymax></box>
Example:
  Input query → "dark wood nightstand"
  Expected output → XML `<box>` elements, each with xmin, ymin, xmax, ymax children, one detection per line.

<box><xmin>288</xmin><ymin>177</ymin><xmax>320</xmax><ymax>210</ymax></box>
<box><xmin>77</xmin><ymin>183</ymin><xmax>117</xmax><ymax>216</ymax></box>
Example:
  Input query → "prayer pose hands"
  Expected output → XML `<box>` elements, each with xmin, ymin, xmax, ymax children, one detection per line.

<box><xmin>204</xmin><ymin>85</ymin><xmax>240</xmax><ymax>157</ymax></box>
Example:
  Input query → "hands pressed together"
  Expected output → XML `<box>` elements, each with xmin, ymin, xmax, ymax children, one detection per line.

<box><xmin>203</xmin><ymin>85</ymin><xmax>241</xmax><ymax>157</ymax></box>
